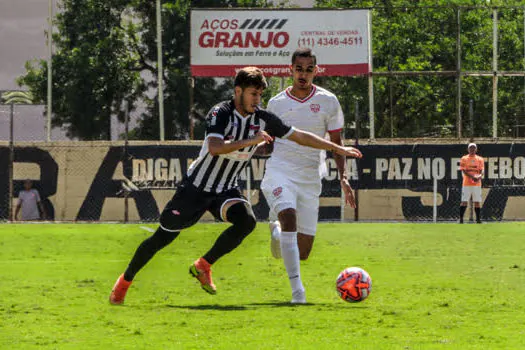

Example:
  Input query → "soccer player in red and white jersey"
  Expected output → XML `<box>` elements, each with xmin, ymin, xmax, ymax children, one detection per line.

<box><xmin>260</xmin><ymin>48</ymin><xmax>361</xmax><ymax>303</ymax></box>
<box><xmin>459</xmin><ymin>143</ymin><xmax>485</xmax><ymax>223</ymax></box>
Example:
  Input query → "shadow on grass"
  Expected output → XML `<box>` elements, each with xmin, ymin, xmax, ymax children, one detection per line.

<box><xmin>165</xmin><ymin>304</ymin><xmax>247</xmax><ymax>311</ymax></box>
<box><xmin>246</xmin><ymin>301</ymin><xmax>317</xmax><ymax>308</ymax></box>
<box><xmin>247</xmin><ymin>301</ymin><xmax>369</xmax><ymax>310</ymax></box>
<box><xmin>164</xmin><ymin>301</ymin><xmax>361</xmax><ymax>311</ymax></box>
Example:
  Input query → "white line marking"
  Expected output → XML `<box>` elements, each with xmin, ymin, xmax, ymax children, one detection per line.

<box><xmin>140</xmin><ymin>226</ymin><xmax>155</xmax><ymax>233</ymax></box>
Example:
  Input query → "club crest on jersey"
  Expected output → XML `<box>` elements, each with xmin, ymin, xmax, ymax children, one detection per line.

<box><xmin>310</xmin><ymin>104</ymin><xmax>321</xmax><ymax>113</ymax></box>
<box><xmin>210</xmin><ymin>108</ymin><xmax>219</xmax><ymax>126</ymax></box>
<box><xmin>272</xmin><ymin>187</ymin><xmax>282</xmax><ymax>197</ymax></box>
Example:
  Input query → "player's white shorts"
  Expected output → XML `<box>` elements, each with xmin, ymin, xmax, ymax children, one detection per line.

<box><xmin>261</xmin><ymin>172</ymin><xmax>321</xmax><ymax>236</ymax></box>
<box><xmin>461</xmin><ymin>186</ymin><xmax>482</xmax><ymax>202</ymax></box>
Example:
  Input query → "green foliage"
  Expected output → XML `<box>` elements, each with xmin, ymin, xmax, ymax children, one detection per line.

<box><xmin>18</xmin><ymin>0</ymin><xmax>270</xmax><ymax>140</ymax></box>
<box><xmin>19</xmin><ymin>0</ymin><xmax>145</xmax><ymax>140</ymax></box>
<box><xmin>2</xmin><ymin>222</ymin><xmax>525</xmax><ymax>348</ymax></box>
<box><xmin>316</xmin><ymin>0</ymin><xmax>525</xmax><ymax>138</ymax></box>
<box><xmin>18</xmin><ymin>0</ymin><xmax>525</xmax><ymax>139</ymax></box>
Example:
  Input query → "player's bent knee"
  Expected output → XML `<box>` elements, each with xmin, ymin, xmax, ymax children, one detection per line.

<box><xmin>227</xmin><ymin>201</ymin><xmax>256</xmax><ymax>234</ymax></box>
<box><xmin>278</xmin><ymin>208</ymin><xmax>296</xmax><ymax>220</ymax></box>
<box><xmin>278</xmin><ymin>208</ymin><xmax>297</xmax><ymax>231</ymax></box>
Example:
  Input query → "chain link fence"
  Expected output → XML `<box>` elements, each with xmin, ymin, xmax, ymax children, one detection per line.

<box><xmin>2</xmin><ymin>141</ymin><xmax>525</xmax><ymax>222</ymax></box>
<box><xmin>3</xmin><ymin>6</ymin><xmax>525</xmax><ymax>222</ymax></box>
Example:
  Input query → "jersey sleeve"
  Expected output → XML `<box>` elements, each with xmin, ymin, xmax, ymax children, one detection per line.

<box><xmin>327</xmin><ymin>98</ymin><xmax>344</xmax><ymax>133</ymax></box>
<box><xmin>205</xmin><ymin>104</ymin><xmax>230</xmax><ymax>139</ymax></box>
<box><xmin>479</xmin><ymin>156</ymin><xmax>485</xmax><ymax>171</ymax></box>
<box><xmin>35</xmin><ymin>190</ymin><xmax>41</xmax><ymax>202</ymax></box>
<box><xmin>263</xmin><ymin>111</ymin><xmax>294</xmax><ymax>139</ymax></box>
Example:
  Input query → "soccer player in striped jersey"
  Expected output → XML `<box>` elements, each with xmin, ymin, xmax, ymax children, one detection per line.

<box><xmin>110</xmin><ymin>66</ymin><xmax>362</xmax><ymax>305</ymax></box>
<box><xmin>261</xmin><ymin>48</ymin><xmax>358</xmax><ymax>304</ymax></box>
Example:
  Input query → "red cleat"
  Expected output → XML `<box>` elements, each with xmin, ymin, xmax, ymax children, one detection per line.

<box><xmin>109</xmin><ymin>274</ymin><xmax>132</xmax><ymax>305</ymax></box>
<box><xmin>189</xmin><ymin>258</ymin><xmax>217</xmax><ymax>294</ymax></box>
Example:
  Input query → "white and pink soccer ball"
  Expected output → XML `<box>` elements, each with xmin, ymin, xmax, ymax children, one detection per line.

<box><xmin>336</xmin><ymin>267</ymin><xmax>372</xmax><ymax>303</ymax></box>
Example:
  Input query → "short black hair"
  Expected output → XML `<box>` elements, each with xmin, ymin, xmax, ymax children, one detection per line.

<box><xmin>291</xmin><ymin>47</ymin><xmax>317</xmax><ymax>66</ymax></box>
<box><xmin>234</xmin><ymin>67</ymin><xmax>268</xmax><ymax>90</ymax></box>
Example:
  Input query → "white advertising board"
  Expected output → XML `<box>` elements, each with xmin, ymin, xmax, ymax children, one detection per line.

<box><xmin>190</xmin><ymin>9</ymin><xmax>370</xmax><ymax>77</ymax></box>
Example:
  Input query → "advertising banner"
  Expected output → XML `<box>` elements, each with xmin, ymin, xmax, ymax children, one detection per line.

<box><xmin>2</xmin><ymin>143</ymin><xmax>525</xmax><ymax>222</ymax></box>
<box><xmin>190</xmin><ymin>9</ymin><xmax>370</xmax><ymax>76</ymax></box>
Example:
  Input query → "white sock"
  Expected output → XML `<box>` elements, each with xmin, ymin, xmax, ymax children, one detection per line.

<box><xmin>271</xmin><ymin>222</ymin><xmax>281</xmax><ymax>241</ymax></box>
<box><xmin>280</xmin><ymin>231</ymin><xmax>304</xmax><ymax>293</ymax></box>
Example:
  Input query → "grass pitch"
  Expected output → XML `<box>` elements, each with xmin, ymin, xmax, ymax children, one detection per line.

<box><xmin>1</xmin><ymin>222</ymin><xmax>525</xmax><ymax>349</ymax></box>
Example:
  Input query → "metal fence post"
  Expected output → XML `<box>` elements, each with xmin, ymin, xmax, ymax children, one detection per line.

<box><xmin>156</xmin><ymin>0</ymin><xmax>165</xmax><ymax>141</ymax></box>
<box><xmin>189</xmin><ymin>77</ymin><xmax>195</xmax><ymax>140</ymax></box>
<box><xmin>492</xmin><ymin>8</ymin><xmax>499</xmax><ymax>139</ymax></box>
<box><xmin>8</xmin><ymin>104</ymin><xmax>14</xmax><ymax>221</ymax></box>
<box><xmin>368</xmin><ymin>11</ymin><xmax>375</xmax><ymax>141</ymax></box>
<box><xmin>46</xmin><ymin>0</ymin><xmax>53</xmax><ymax>142</ymax></box>
<box><xmin>354</xmin><ymin>100</ymin><xmax>359</xmax><ymax>222</ymax></box>
<box><xmin>456</xmin><ymin>8</ymin><xmax>462</xmax><ymax>139</ymax></box>
<box><xmin>123</xmin><ymin>100</ymin><xmax>130</xmax><ymax>223</ymax></box>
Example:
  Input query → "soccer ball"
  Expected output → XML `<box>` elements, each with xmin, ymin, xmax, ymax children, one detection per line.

<box><xmin>336</xmin><ymin>267</ymin><xmax>372</xmax><ymax>303</ymax></box>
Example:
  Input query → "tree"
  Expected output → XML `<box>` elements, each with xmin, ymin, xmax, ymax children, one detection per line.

<box><xmin>315</xmin><ymin>0</ymin><xmax>525</xmax><ymax>138</ymax></box>
<box><xmin>129</xmin><ymin>0</ymin><xmax>273</xmax><ymax>140</ymax></box>
<box><xmin>18</xmin><ymin>0</ymin><xmax>273</xmax><ymax>140</ymax></box>
<box><xmin>19</xmin><ymin>0</ymin><xmax>145</xmax><ymax>140</ymax></box>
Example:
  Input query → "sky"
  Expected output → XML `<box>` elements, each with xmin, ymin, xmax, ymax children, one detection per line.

<box><xmin>0</xmin><ymin>0</ymin><xmax>315</xmax><ymax>141</ymax></box>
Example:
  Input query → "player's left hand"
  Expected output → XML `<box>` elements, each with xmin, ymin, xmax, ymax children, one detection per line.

<box><xmin>341</xmin><ymin>178</ymin><xmax>357</xmax><ymax>208</ymax></box>
<box><xmin>335</xmin><ymin>146</ymin><xmax>362</xmax><ymax>158</ymax></box>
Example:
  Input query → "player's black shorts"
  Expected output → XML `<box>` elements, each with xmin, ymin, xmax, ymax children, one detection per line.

<box><xmin>159</xmin><ymin>181</ymin><xmax>248</xmax><ymax>232</ymax></box>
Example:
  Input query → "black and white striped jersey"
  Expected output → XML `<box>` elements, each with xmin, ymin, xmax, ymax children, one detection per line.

<box><xmin>186</xmin><ymin>99</ymin><xmax>294</xmax><ymax>193</ymax></box>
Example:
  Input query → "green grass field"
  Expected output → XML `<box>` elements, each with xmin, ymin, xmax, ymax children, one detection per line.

<box><xmin>1</xmin><ymin>222</ymin><xmax>525</xmax><ymax>349</ymax></box>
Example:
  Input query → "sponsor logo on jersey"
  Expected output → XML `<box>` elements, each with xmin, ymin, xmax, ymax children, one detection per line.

<box><xmin>272</xmin><ymin>187</ymin><xmax>282</xmax><ymax>197</ymax></box>
<box><xmin>249</xmin><ymin>125</ymin><xmax>260</xmax><ymax>131</ymax></box>
<box><xmin>310</xmin><ymin>104</ymin><xmax>321</xmax><ymax>113</ymax></box>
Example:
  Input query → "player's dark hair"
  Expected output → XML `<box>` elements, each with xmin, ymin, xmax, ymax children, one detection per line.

<box><xmin>234</xmin><ymin>67</ymin><xmax>268</xmax><ymax>90</ymax></box>
<box><xmin>291</xmin><ymin>47</ymin><xmax>317</xmax><ymax>66</ymax></box>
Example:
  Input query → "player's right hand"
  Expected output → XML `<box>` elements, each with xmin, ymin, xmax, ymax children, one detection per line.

<box><xmin>252</xmin><ymin>131</ymin><xmax>273</xmax><ymax>145</ymax></box>
<box><xmin>335</xmin><ymin>146</ymin><xmax>362</xmax><ymax>158</ymax></box>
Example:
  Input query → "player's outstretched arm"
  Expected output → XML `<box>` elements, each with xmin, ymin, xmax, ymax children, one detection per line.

<box><xmin>287</xmin><ymin>129</ymin><xmax>362</xmax><ymax>158</ymax></box>
<box><xmin>208</xmin><ymin>131</ymin><xmax>273</xmax><ymax>156</ymax></box>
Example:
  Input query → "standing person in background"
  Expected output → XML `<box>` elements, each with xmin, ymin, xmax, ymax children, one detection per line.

<box><xmin>260</xmin><ymin>48</ymin><xmax>361</xmax><ymax>304</ymax></box>
<box><xmin>459</xmin><ymin>143</ymin><xmax>484</xmax><ymax>224</ymax></box>
<box><xmin>14</xmin><ymin>179</ymin><xmax>47</xmax><ymax>221</ymax></box>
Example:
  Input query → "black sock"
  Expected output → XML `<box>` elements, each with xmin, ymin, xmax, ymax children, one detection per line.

<box><xmin>475</xmin><ymin>207</ymin><xmax>481</xmax><ymax>222</ymax></box>
<box><xmin>459</xmin><ymin>206</ymin><xmax>467</xmax><ymax>220</ymax></box>
<box><xmin>202</xmin><ymin>203</ymin><xmax>256</xmax><ymax>265</ymax></box>
<box><xmin>123</xmin><ymin>226</ymin><xmax>179</xmax><ymax>281</ymax></box>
